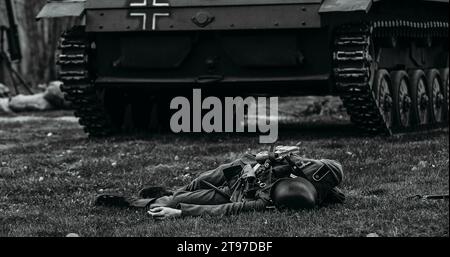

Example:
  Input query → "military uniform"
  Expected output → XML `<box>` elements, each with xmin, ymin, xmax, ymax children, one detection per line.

<box><xmin>97</xmin><ymin>152</ymin><xmax>344</xmax><ymax>217</ymax></box>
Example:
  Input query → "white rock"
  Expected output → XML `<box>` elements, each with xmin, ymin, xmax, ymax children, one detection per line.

<box><xmin>9</xmin><ymin>93</ymin><xmax>54</xmax><ymax>112</ymax></box>
<box><xmin>366</xmin><ymin>233</ymin><xmax>379</xmax><ymax>237</ymax></box>
<box><xmin>66</xmin><ymin>233</ymin><xmax>80</xmax><ymax>237</ymax></box>
<box><xmin>37</xmin><ymin>84</ymin><xmax>47</xmax><ymax>90</ymax></box>
<box><xmin>417</xmin><ymin>161</ymin><xmax>428</xmax><ymax>169</ymax></box>
<box><xmin>44</xmin><ymin>81</ymin><xmax>71</xmax><ymax>109</ymax></box>
<box><xmin>0</xmin><ymin>98</ymin><xmax>12</xmax><ymax>114</ymax></box>
<box><xmin>0</xmin><ymin>83</ymin><xmax>10</xmax><ymax>98</ymax></box>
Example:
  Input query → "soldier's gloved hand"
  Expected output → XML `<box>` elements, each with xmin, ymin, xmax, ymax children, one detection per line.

<box><xmin>148</xmin><ymin>207</ymin><xmax>182</xmax><ymax>220</ymax></box>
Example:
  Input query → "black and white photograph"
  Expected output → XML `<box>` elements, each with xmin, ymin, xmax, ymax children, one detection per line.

<box><xmin>0</xmin><ymin>0</ymin><xmax>448</xmax><ymax>249</ymax></box>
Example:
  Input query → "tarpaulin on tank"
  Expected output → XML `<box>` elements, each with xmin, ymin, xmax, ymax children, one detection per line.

<box><xmin>319</xmin><ymin>0</ymin><xmax>449</xmax><ymax>13</ymax></box>
<box><xmin>36</xmin><ymin>0</ymin><xmax>85</xmax><ymax>19</ymax></box>
<box><xmin>86</xmin><ymin>0</ymin><xmax>322</xmax><ymax>9</ymax></box>
<box><xmin>319</xmin><ymin>0</ymin><xmax>373</xmax><ymax>13</ymax></box>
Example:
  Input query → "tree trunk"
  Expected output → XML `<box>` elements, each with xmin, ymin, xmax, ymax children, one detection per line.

<box><xmin>13</xmin><ymin>0</ymin><xmax>76</xmax><ymax>87</ymax></box>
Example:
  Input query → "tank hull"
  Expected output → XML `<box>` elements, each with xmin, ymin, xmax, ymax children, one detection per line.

<box><xmin>91</xmin><ymin>29</ymin><xmax>332</xmax><ymax>96</ymax></box>
<box><xmin>40</xmin><ymin>0</ymin><xmax>449</xmax><ymax>136</ymax></box>
<box><xmin>83</xmin><ymin>0</ymin><xmax>448</xmax><ymax>96</ymax></box>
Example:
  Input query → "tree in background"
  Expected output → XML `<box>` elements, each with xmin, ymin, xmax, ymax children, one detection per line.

<box><xmin>12</xmin><ymin>0</ymin><xmax>75</xmax><ymax>87</ymax></box>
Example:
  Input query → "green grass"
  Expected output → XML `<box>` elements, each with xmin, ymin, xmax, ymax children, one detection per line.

<box><xmin>0</xmin><ymin>110</ymin><xmax>448</xmax><ymax>237</ymax></box>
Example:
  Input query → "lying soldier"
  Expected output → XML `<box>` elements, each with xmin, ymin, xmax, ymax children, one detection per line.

<box><xmin>95</xmin><ymin>146</ymin><xmax>345</xmax><ymax>220</ymax></box>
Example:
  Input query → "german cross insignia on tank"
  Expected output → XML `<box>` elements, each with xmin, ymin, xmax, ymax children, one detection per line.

<box><xmin>128</xmin><ymin>0</ymin><xmax>170</xmax><ymax>31</ymax></box>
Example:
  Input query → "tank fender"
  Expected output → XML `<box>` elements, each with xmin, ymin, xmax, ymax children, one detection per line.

<box><xmin>319</xmin><ymin>0</ymin><xmax>373</xmax><ymax>13</ymax></box>
<box><xmin>36</xmin><ymin>0</ymin><xmax>86</xmax><ymax>20</ymax></box>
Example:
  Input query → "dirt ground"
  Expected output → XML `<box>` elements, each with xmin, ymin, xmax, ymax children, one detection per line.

<box><xmin>0</xmin><ymin>97</ymin><xmax>448</xmax><ymax>237</ymax></box>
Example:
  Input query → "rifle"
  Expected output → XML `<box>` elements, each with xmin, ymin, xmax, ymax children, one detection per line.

<box><xmin>0</xmin><ymin>0</ymin><xmax>31</xmax><ymax>94</ymax></box>
<box><xmin>408</xmin><ymin>194</ymin><xmax>449</xmax><ymax>200</ymax></box>
<box><xmin>255</xmin><ymin>146</ymin><xmax>301</xmax><ymax>164</ymax></box>
<box><xmin>255</xmin><ymin>146</ymin><xmax>309</xmax><ymax>179</ymax></box>
<box><xmin>5</xmin><ymin>0</ymin><xmax>22</xmax><ymax>61</ymax></box>
<box><xmin>232</xmin><ymin>146</ymin><xmax>302</xmax><ymax>202</ymax></box>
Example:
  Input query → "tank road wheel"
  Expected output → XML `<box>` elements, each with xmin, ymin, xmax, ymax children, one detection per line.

<box><xmin>409</xmin><ymin>70</ymin><xmax>430</xmax><ymax>127</ymax></box>
<box><xmin>117</xmin><ymin>93</ymin><xmax>171</xmax><ymax>135</ymax></box>
<box><xmin>438</xmin><ymin>68</ymin><xmax>449</xmax><ymax>122</ymax></box>
<box><xmin>102</xmin><ymin>88</ymin><xmax>127</xmax><ymax>132</ymax></box>
<box><xmin>391</xmin><ymin>71</ymin><xmax>412</xmax><ymax>130</ymax></box>
<box><xmin>373</xmin><ymin>69</ymin><xmax>395</xmax><ymax>130</ymax></box>
<box><xmin>426</xmin><ymin>69</ymin><xmax>445</xmax><ymax>125</ymax></box>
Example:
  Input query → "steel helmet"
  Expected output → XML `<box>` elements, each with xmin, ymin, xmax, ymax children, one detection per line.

<box><xmin>270</xmin><ymin>177</ymin><xmax>318</xmax><ymax>210</ymax></box>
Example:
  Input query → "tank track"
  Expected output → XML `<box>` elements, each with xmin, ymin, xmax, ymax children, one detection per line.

<box><xmin>334</xmin><ymin>20</ymin><xmax>449</xmax><ymax>135</ymax></box>
<box><xmin>57</xmin><ymin>27</ymin><xmax>113</xmax><ymax>137</ymax></box>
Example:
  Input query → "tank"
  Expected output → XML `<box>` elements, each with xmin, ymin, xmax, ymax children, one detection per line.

<box><xmin>37</xmin><ymin>0</ymin><xmax>449</xmax><ymax>137</ymax></box>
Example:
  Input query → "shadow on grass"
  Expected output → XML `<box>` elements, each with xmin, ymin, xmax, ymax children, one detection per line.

<box><xmin>102</xmin><ymin>122</ymin><xmax>370</xmax><ymax>144</ymax></box>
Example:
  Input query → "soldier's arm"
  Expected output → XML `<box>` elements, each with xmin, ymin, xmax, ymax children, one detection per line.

<box><xmin>177</xmin><ymin>198</ymin><xmax>270</xmax><ymax>217</ymax></box>
<box><xmin>182</xmin><ymin>159</ymin><xmax>245</xmax><ymax>192</ymax></box>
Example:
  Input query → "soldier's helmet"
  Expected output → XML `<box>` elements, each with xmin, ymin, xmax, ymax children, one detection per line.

<box><xmin>270</xmin><ymin>177</ymin><xmax>318</xmax><ymax>211</ymax></box>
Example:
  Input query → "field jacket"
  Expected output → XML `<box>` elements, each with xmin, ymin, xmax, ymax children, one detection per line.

<box><xmin>178</xmin><ymin>153</ymin><xmax>343</xmax><ymax>217</ymax></box>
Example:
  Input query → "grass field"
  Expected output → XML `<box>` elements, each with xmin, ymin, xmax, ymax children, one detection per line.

<box><xmin>0</xmin><ymin>98</ymin><xmax>448</xmax><ymax>237</ymax></box>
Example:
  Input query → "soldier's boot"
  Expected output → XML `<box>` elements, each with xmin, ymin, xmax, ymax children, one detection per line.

<box><xmin>94</xmin><ymin>194</ymin><xmax>132</xmax><ymax>208</ymax></box>
<box><xmin>321</xmin><ymin>187</ymin><xmax>346</xmax><ymax>206</ymax></box>
<box><xmin>138</xmin><ymin>186</ymin><xmax>173</xmax><ymax>199</ymax></box>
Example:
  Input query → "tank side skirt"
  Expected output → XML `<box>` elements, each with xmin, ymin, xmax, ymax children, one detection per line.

<box><xmin>85</xmin><ymin>4</ymin><xmax>321</xmax><ymax>32</ymax></box>
<box><xmin>86</xmin><ymin>0</ymin><xmax>323</xmax><ymax>9</ymax></box>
